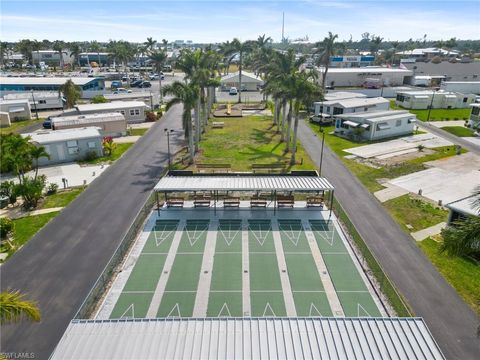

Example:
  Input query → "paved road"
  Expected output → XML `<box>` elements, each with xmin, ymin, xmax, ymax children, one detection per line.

<box><xmin>418</xmin><ymin>121</ymin><xmax>480</xmax><ymax>156</ymax></box>
<box><xmin>298</xmin><ymin>120</ymin><xmax>480</xmax><ymax>360</ymax></box>
<box><xmin>0</xmin><ymin>105</ymin><xmax>184</xmax><ymax>359</ymax></box>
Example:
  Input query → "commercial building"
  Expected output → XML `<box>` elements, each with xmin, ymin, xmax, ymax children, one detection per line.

<box><xmin>220</xmin><ymin>71</ymin><xmax>264</xmax><ymax>91</ymax></box>
<box><xmin>0</xmin><ymin>77</ymin><xmax>105</xmax><ymax>99</ymax></box>
<box><xmin>468</xmin><ymin>103</ymin><xmax>480</xmax><ymax>129</ymax></box>
<box><xmin>317</xmin><ymin>67</ymin><xmax>413</xmax><ymax>88</ymax></box>
<box><xmin>3</xmin><ymin>91</ymin><xmax>64</xmax><ymax>110</ymax></box>
<box><xmin>79</xmin><ymin>52</ymin><xmax>111</xmax><ymax>67</ymax></box>
<box><xmin>23</xmin><ymin>127</ymin><xmax>103</xmax><ymax>166</ymax></box>
<box><xmin>396</xmin><ymin>48</ymin><xmax>459</xmax><ymax>62</ymax></box>
<box><xmin>51</xmin><ymin>112</ymin><xmax>127</xmax><ymax>137</ymax></box>
<box><xmin>395</xmin><ymin>90</ymin><xmax>475</xmax><ymax>109</ymax></box>
<box><xmin>31</xmin><ymin>50</ymin><xmax>73</xmax><ymax>66</ymax></box>
<box><xmin>312</xmin><ymin>96</ymin><xmax>390</xmax><ymax>122</ymax></box>
<box><xmin>74</xmin><ymin>101</ymin><xmax>147</xmax><ymax>123</ymax></box>
<box><xmin>440</xmin><ymin>81</ymin><xmax>480</xmax><ymax>95</ymax></box>
<box><xmin>0</xmin><ymin>99</ymin><xmax>31</xmax><ymax>121</ymax></box>
<box><xmin>329</xmin><ymin>55</ymin><xmax>375</xmax><ymax>68</ymax></box>
<box><xmin>403</xmin><ymin>62</ymin><xmax>480</xmax><ymax>82</ymax></box>
<box><xmin>335</xmin><ymin>110</ymin><xmax>416</xmax><ymax>141</ymax></box>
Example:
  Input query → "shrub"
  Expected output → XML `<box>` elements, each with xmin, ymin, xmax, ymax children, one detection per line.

<box><xmin>46</xmin><ymin>183</ymin><xmax>59</xmax><ymax>195</ymax></box>
<box><xmin>91</xmin><ymin>95</ymin><xmax>108</xmax><ymax>104</ymax></box>
<box><xmin>17</xmin><ymin>175</ymin><xmax>47</xmax><ymax>209</ymax></box>
<box><xmin>146</xmin><ymin>111</ymin><xmax>157</xmax><ymax>122</ymax></box>
<box><xmin>102</xmin><ymin>137</ymin><xmax>116</xmax><ymax>156</ymax></box>
<box><xmin>156</xmin><ymin>111</ymin><xmax>163</xmax><ymax>119</ymax></box>
<box><xmin>0</xmin><ymin>217</ymin><xmax>14</xmax><ymax>239</ymax></box>
<box><xmin>0</xmin><ymin>181</ymin><xmax>18</xmax><ymax>206</ymax></box>
<box><xmin>84</xmin><ymin>150</ymin><xmax>98</xmax><ymax>162</ymax></box>
<box><xmin>431</xmin><ymin>56</ymin><xmax>442</xmax><ymax>64</ymax></box>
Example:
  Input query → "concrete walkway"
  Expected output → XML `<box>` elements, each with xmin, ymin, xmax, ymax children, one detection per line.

<box><xmin>411</xmin><ymin>222</ymin><xmax>446</xmax><ymax>242</ymax></box>
<box><xmin>0</xmin><ymin>206</ymin><xmax>63</xmax><ymax>219</ymax></box>
<box><xmin>192</xmin><ymin>220</ymin><xmax>218</xmax><ymax>316</ymax></box>
<box><xmin>146</xmin><ymin>219</ymin><xmax>185</xmax><ymax>318</ymax></box>
<box><xmin>374</xmin><ymin>184</ymin><xmax>409</xmax><ymax>203</ymax></box>
<box><xmin>297</xmin><ymin>119</ymin><xmax>480</xmax><ymax>360</ymax></box>
<box><xmin>114</xmin><ymin>136</ymin><xmax>140</xmax><ymax>144</ymax></box>
<box><xmin>271</xmin><ymin>219</ymin><xmax>297</xmax><ymax>317</ymax></box>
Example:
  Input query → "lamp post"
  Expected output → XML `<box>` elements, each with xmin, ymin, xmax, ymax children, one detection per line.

<box><xmin>426</xmin><ymin>90</ymin><xmax>435</xmax><ymax>122</ymax></box>
<box><xmin>30</xmin><ymin>90</ymin><xmax>39</xmax><ymax>120</ymax></box>
<box><xmin>319</xmin><ymin>127</ymin><xmax>325</xmax><ymax>176</ymax></box>
<box><xmin>164</xmin><ymin>128</ymin><xmax>174</xmax><ymax>169</ymax></box>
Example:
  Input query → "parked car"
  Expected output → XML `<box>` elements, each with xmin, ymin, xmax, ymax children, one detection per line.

<box><xmin>113</xmin><ymin>88</ymin><xmax>132</xmax><ymax>94</ymax></box>
<box><xmin>130</xmin><ymin>80</ymin><xmax>144</xmax><ymax>87</ymax></box>
<box><xmin>149</xmin><ymin>73</ymin><xmax>165</xmax><ymax>80</ymax></box>
<box><xmin>139</xmin><ymin>81</ymin><xmax>152</xmax><ymax>88</ymax></box>
<box><xmin>111</xmin><ymin>80</ymin><xmax>122</xmax><ymax>89</ymax></box>
<box><xmin>162</xmin><ymin>65</ymin><xmax>172</xmax><ymax>72</ymax></box>
<box><xmin>229</xmin><ymin>87</ymin><xmax>238</xmax><ymax>95</ymax></box>
<box><xmin>42</xmin><ymin>117</ymin><xmax>53</xmax><ymax>129</ymax></box>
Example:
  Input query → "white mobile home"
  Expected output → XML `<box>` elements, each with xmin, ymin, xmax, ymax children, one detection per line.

<box><xmin>0</xmin><ymin>99</ymin><xmax>31</xmax><ymax>121</ymax></box>
<box><xmin>335</xmin><ymin>110</ymin><xmax>416</xmax><ymax>141</ymax></box>
<box><xmin>0</xmin><ymin>112</ymin><xmax>11</xmax><ymax>127</ymax></box>
<box><xmin>440</xmin><ymin>81</ymin><xmax>480</xmax><ymax>95</ymax></box>
<box><xmin>23</xmin><ymin>127</ymin><xmax>103</xmax><ymax>166</ymax></box>
<box><xmin>3</xmin><ymin>92</ymin><xmax>64</xmax><ymax>110</ymax></box>
<box><xmin>312</xmin><ymin>96</ymin><xmax>390</xmax><ymax>122</ymax></box>
<box><xmin>468</xmin><ymin>104</ymin><xmax>480</xmax><ymax>129</ymax></box>
<box><xmin>395</xmin><ymin>90</ymin><xmax>475</xmax><ymax>109</ymax></box>
<box><xmin>51</xmin><ymin>112</ymin><xmax>127</xmax><ymax>137</ymax></box>
<box><xmin>220</xmin><ymin>71</ymin><xmax>263</xmax><ymax>91</ymax></box>
<box><xmin>74</xmin><ymin>101</ymin><xmax>147</xmax><ymax>123</ymax></box>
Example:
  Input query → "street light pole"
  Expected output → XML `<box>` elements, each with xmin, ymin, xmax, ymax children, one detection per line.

<box><xmin>164</xmin><ymin>128</ymin><xmax>174</xmax><ymax>169</ymax></box>
<box><xmin>426</xmin><ymin>91</ymin><xmax>435</xmax><ymax>122</ymax></box>
<box><xmin>319</xmin><ymin>128</ymin><xmax>325</xmax><ymax>176</ymax></box>
<box><xmin>31</xmin><ymin>90</ymin><xmax>39</xmax><ymax>120</ymax></box>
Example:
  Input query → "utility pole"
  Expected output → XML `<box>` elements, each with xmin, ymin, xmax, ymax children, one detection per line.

<box><xmin>426</xmin><ymin>91</ymin><xmax>435</xmax><ymax>122</ymax></box>
<box><xmin>31</xmin><ymin>90</ymin><xmax>39</xmax><ymax>120</ymax></box>
<box><xmin>281</xmin><ymin>12</ymin><xmax>285</xmax><ymax>43</ymax></box>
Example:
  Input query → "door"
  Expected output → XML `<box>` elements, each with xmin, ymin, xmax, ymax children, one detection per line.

<box><xmin>56</xmin><ymin>144</ymin><xmax>66</xmax><ymax>161</ymax></box>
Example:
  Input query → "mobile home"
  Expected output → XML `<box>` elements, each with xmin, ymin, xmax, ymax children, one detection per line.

<box><xmin>23</xmin><ymin>127</ymin><xmax>103</xmax><ymax>166</ymax></box>
<box><xmin>334</xmin><ymin>110</ymin><xmax>416</xmax><ymax>141</ymax></box>
<box><xmin>468</xmin><ymin>103</ymin><xmax>480</xmax><ymax>129</ymax></box>
<box><xmin>312</xmin><ymin>96</ymin><xmax>389</xmax><ymax>123</ymax></box>
<box><xmin>3</xmin><ymin>91</ymin><xmax>63</xmax><ymax>110</ymax></box>
<box><xmin>74</xmin><ymin>101</ymin><xmax>147</xmax><ymax>123</ymax></box>
<box><xmin>395</xmin><ymin>90</ymin><xmax>475</xmax><ymax>109</ymax></box>
<box><xmin>51</xmin><ymin>112</ymin><xmax>127</xmax><ymax>137</ymax></box>
<box><xmin>0</xmin><ymin>99</ymin><xmax>31</xmax><ymax>121</ymax></box>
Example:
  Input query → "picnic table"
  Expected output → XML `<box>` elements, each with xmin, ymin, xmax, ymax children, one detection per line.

<box><xmin>194</xmin><ymin>195</ymin><xmax>211</xmax><ymax>207</ymax></box>
<box><xmin>167</xmin><ymin>197</ymin><xmax>184</xmax><ymax>207</ymax></box>
<box><xmin>196</xmin><ymin>163</ymin><xmax>231</xmax><ymax>173</ymax></box>
<box><xmin>223</xmin><ymin>197</ymin><xmax>240</xmax><ymax>207</ymax></box>
<box><xmin>250</xmin><ymin>197</ymin><xmax>267</xmax><ymax>207</ymax></box>
<box><xmin>307</xmin><ymin>196</ymin><xmax>324</xmax><ymax>207</ymax></box>
<box><xmin>251</xmin><ymin>163</ymin><xmax>287</xmax><ymax>173</ymax></box>
<box><xmin>277</xmin><ymin>195</ymin><xmax>294</xmax><ymax>207</ymax></box>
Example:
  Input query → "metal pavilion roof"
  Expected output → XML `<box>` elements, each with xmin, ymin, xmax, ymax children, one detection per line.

<box><xmin>50</xmin><ymin>317</ymin><xmax>444</xmax><ymax>359</ymax></box>
<box><xmin>154</xmin><ymin>176</ymin><xmax>334</xmax><ymax>192</ymax></box>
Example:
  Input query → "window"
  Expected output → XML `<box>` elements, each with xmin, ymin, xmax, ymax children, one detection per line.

<box><xmin>333</xmin><ymin>107</ymin><xmax>343</xmax><ymax>115</ymax></box>
<box><xmin>396</xmin><ymin>119</ymin><xmax>402</xmax><ymax>127</ymax></box>
<box><xmin>472</xmin><ymin>107</ymin><xmax>480</xmax><ymax>116</ymax></box>
<box><xmin>67</xmin><ymin>147</ymin><xmax>79</xmax><ymax>155</ymax></box>
<box><xmin>326</xmin><ymin>106</ymin><xmax>330</xmax><ymax>113</ymax></box>
<box><xmin>134</xmin><ymin>109</ymin><xmax>140</xmax><ymax>115</ymax></box>
<box><xmin>119</xmin><ymin>110</ymin><xmax>126</xmax><ymax>115</ymax></box>
<box><xmin>396</xmin><ymin>94</ymin><xmax>405</xmax><ymax>102</ymax></box>
<box><xmin>463</xmin><ymin>97</ymin><xmax>468</xmax><ymax>103</ymax></box>
<box><xmin>130</xmin><ymin>109</ymin><xmax>135</xmax><ymax>116</ymax></box>
<box><xmin>87</xmin><ymin>141</ymin><xmax>96</xmax><ymax>149</ymax></box>
<box><xmin>39</xmin><ymin>100</ymin><xmax>47</xmax><ymax>104</ymax></box>
<box><xmin>66</xmin><ymin>140</ymin><xmax>78</xmax><ymax>147</ymax></box>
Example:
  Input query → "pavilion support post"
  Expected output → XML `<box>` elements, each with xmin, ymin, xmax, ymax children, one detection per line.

<box><xmin>274</xmin><ymin>190</ymin><xmax>277</xmax><ymax>216</ymax></box>
<box><xmin>214</xmin><ymin>190</ymin><xmax>217</xmax><ymax>215</ymax></box>
<box><xmin>329</xmin><ymin>190</ymin><xmax>334</xmax><ymax>219</ymax></box>
<box><xmin>156</xmin><ymin>191</ymin><xmax>160</xmax><ymax>216</ymax></box>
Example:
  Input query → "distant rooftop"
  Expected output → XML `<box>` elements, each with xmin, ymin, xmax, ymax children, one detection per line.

<box><xmin>51</xmin><ymin>112</ymin><xmax>125</xmax><ymax>125</ymax></box>
<box><xmin>323</xmin><ymin>92</ymin><xmax>367</xmax><ymax>101</ymax></box>
<box><xmin>396</xmin><ymin>48</ymin><xmax>459</xmax><ymax>56</ymax></box>
<box><xmin>0</xmin><ymin>77</ymin><xmax>101</xmax><ymax>86</ymax></box>
<box><xmin>317</xmin><ymin>67</ymin><xmax>412</xmax><ymax>74</ymax></box>
<box><xmin>323</xmin><ymin>97</ymin><xmax>390</xmax><ymax>108</ymax></box>
<box><xmin>23</xmin><ymin>127</ymin><xmax>102</xmax><ymax>144</ymax></box>
<box><xmin>221</xmin><ymin>71</ymin><xmax>263</xmax><ymax>82</ymax></box>
<box><xmin>3</xmin><ymin>91</ymin><xmax>60</xmax><ymax>100</ymax></box>
<box><xmin>75</xmin><ymin>101</ymin><xmax>147</xmax><ymax>112</ymax></box>
<box><xmin>337</xmin><ymin>110</ymin><xmax>412</xmax><ymax>122</ymax></box>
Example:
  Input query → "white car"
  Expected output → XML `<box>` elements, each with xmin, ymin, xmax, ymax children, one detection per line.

<box><xmin>113</xmin><ymin>87</ymin><xmax>132</xmax><ymax>94</ymax></box>
<box><xmin>150</xmin><ymin>74</ymin><xmax>165</xmax><ymax>80</ymax></box>
<box><xmin>229</xmin><ymin>87</ymin><xmax>238</xmax><ymax>95</ymax></box>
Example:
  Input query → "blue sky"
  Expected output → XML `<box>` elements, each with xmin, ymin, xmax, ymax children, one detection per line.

<box><xmin>1</xmin><ymin>1</ymin><xmax>479</xmax><ymax>43</ymax></box>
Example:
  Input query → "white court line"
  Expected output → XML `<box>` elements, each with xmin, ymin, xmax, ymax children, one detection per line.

<box><xmin>250</xmin><ymin>290</ymin><xmax>284</xmax><ymax>293</ymax></box>
<box><xmin>249</xmin><ymin>252</ymin><xmax>277</xmax><ymax>255</ymax></box>
<box><xmin>292</xmin><ymin>290</ymin><xmax>326</xmax><ymax>293</ymax></box>
<box><xmin>140</xmin><ymin>252</ymin><xmax>169</xmax><ymax>255</ymax></box>
<box><xmin>214</xmin><ymin>251</ymin><xmax>243</xmax><ymax>255</ymax></box>
<box><xmin>218</xmin><ymin>223</ymin><xmax>241</xmax><ymax>246</ymax></box>
<box><xmin>210</xmin><ymin>290</ymin><xmax>243</xmax><ymax>293</ymax></box>
<box><xmin>175</xmin><ymin>252</ymin><xmax>205</xmax><ymax>255</ymax></box>
<box><xmin>123</xmin><ymin>291</ymin><xmax>155</xmax><ymax>294</ymax></box>
<box><xmin>271</xmin><ymin>219</ymin><xmax>297</xmax><ymax>316</ymax></box>
<box><xmin>283</xmin><ymin>252</ymin><xmax>314</xmax><ymax>255</ymax></box>
<box><xmin>242</xmin><ymin>219</ymin><xmax>251</xmax><ymax>316</ymax></box>
<box><xmin>163</xmin><ymin>290</ymin><xmax>198</xmax><ymax>293</ymax></box>
<box><xmin>146</xmin><ymin>219</ymin><xmax>186</xmax><ymax>318</ymax></box>
<box><xmin>336</xmin><ymin>290</ymin><xmax>371</xmax><ymax>293</ymax></box>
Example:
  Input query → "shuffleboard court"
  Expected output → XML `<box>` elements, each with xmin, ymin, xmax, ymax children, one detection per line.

<box><xmin>142</xmin><ymin>219</ymin><xmax>179</xmax><ymax>254</ymax></box>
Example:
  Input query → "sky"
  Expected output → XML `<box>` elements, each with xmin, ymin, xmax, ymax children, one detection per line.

<box><xmin>1</xmin><ymin>1</ymin><xmax>479</xmax><ymax>43</ymax></box>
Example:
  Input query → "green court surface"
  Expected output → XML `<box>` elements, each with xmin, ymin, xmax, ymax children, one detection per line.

<box><xmin>108</xmin><ymin>215</ymin><xmax>383</xmax><ymax>319</ymax></box>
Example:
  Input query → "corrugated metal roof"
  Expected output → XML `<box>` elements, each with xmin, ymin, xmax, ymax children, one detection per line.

<box><xmin>154</xmin><ymin>176</ymin><xmax>334</xmax><ymax>192</ymax></box>
<box><xmin>50</xmin><ymin>317</ymin><xmax>444</xmax><ymax>360</ymax></box>
<box><xmin>446</xmin><ymin>195</ymin><xmax>480</xmax><ymax>217</ymax></box>
<box><xmin>0</xmin><ymin>77</ymin><xmax>100</xmax><ymax>86</ymax></box>
<box><xmin>75</xmin><ymin>101</ymin><xmax>146</xmax><ymax>112</ymax></box>
<box><xmin>52</xmin><ymin>112</ymin><xmax>125</xmax><ymax>125</ymax></box>
<box><xmin>23</xmin><ymin>127</ymin><xmax>102</xmax><ymax>144</ymax></box>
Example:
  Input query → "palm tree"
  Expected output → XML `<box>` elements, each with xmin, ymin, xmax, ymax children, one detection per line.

<box><xmin>144</xmin><ymin>37</ymin><xmax>157</xmax><ymax>54</ymax></box>
<box><xmin>59</xmin><ymin>79</ymin><xmax>81</xmax><ymax>109</ymax></box>
<box><xmin>163</xmin><ymin>81</ymin><xmax>198</xmax><ymax>162</ymax></box>
<box><xmin>223</xmin><ymin>38</ymin><xmax>254</xmax><ymax>103</ymax></box>
<box><xmin>149</xmin><ymin>50</ymin><xmax>167</xmax><ymax>103</ymax></box>
<box><xmin>31</xmin><ymin>40</ymin><xmax>41</xmax><ymax>68</ymax></box>
<box><xmin>89</xmin><ymin>41</ymin><xmax>103</xmax><ymax>67</ymax></box>
<box><xmin>15</xmin><ymin>39</ymin><xmax>34</xmax><ymax>65</ymax></box>
<box><xmin>52</xmin><ymin>40</ymin><xmax>66</xmax><ymax>69</ymax></box>
<box><xmin>68</xmin><ymin>42</ymin><xmax>82</xmax><ymax>69</ymax></box>
<box><xmin>370</xmin><ymin>36</ymin><xmax>383</xmax><ymax>56</ymax></box>
<box><xmin>314</xmin><ymin>32</ymin><xmax>339</xmax><ymax>92</ymax></box>
<box><xmin>390</xmin><ymin>41</ymin><xmax>400</xmax><ymax>65</ymax></box>
<box><xmin>30</xmin><ymin>146</ymin><xmax>50</xmax><ymax>179</ymax></box>
<box><xmin>0</xmin><ymin>290</ymin><xmax>41</xmax><ymax>325</ymax></box>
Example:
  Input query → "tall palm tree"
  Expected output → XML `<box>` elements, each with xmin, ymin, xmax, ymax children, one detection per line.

<box><xmin>30</xmin><ymin>146</ymin><xmax>50</xmax><ymax>179</ymax></box>
<box><xmin>223</xmin><ymin>38</ymin><xmax>254</xmax><ymax>103</ymax></box>
<box><xmin>163</xmin><ymin>81</ymin><xmax>198</xmax><ymax>162</ymax></box>
<box><xmin>314</xmin><ymin>32</ymin><xmax>339</xmax><ymax>92</ymax></box>
<box><xmin>0</xmin><ymin>290</ymin><xmax>41</xmax><ymax>324</ymax></box>
<box><xmin>68</xmin><ymin>42</ymin><xmax>82</xmax><ymax>69</ymax></box>
<box><xmin>370</xmin><ymin>36</ymin><xmax>383</xmax><ymax>56</ymax></box>
<box><xmin>31</xmin><ymin>40</ymin><xmax>41</xmax><ymax>68</ymax></box>
<box><xmin>149</xmin><ymin>50</ymin><xmax>167</xmax><ymax>103</ymax></box>
<box><xmin>15</xmin><ymin>39</ymin><xmax>34</xmax><ymax>65</ymax></box>
<box><xmin>52</xmin><ymin>40</ymin><xmax>66</xmax><ymax>69</ymax></box>
<box><xmin>144</xmin><ymin>37</ymin><xmax>157</xmax><ymax>54</ymax></box>
<box><xmin>59</xmin><ymin>79</ymin><xmax>81</xmax><ymax>109</ymax></box>
<box><xmin>89</xmin><ymin>41</ymin><xmax>103</xmax><ymax>67</ymax></box>
<box><xmin>390</xmin><ymin>41</ymin><xmax>400</xmax><ymax>65</ymax></box>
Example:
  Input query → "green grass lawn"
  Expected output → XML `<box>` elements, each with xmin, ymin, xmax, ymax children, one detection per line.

<box><xmin>1</xmin><ymin>211</ymin><xmax>59</xmax><ymax>261</ymax></box>
<box><xmin>0</xmin><ymin>118</ymin><xmax>45</xmax><ymax>134</ymax></box>
<box><xmin>384</xmin><ymin>195</ymin><xmax>449</xmax><ymax>233</ymax></box>
<box><xmin>40</xmin><ymin>187</ymin><xmax>84</xmax><ymax>209</ymax></box>
<box><xmin>418</xmin><ymin>237</ymin><xmax>480</xmax><ymax>315</ymax></box>
<box><xmin>128</xmin><ymin>128</ymin><xmax>149</xmax><ymax>136</ymax></box>
<box><xmin>79</xmin><ymin>143</ymin><xmax>134</xmax><ymax>165</ymax></box>
<box><xmin>441</xmin><ymin>126</ymin><xmax>475</xmax><ymax>137</ymax></box>
<box><xmin>192</xmin><ymin>116</ymin><xmax>316</xmax><ymax>172</ymax></box>
<box><xmin>390</xmin><ymin>101</ymin><xmax>470</xmax><ymax>121</ymax></box>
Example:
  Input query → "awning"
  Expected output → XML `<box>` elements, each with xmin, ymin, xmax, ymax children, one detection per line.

<box><xmin>9</xmin><ymin>107</ymin><xmax>25</xmax><ymax>113</ymax></box>
<box><xmin>414</xmin><ymin>95</ymin><xmax>429</xmax><ymax>99</ymax></box>
<box><xmin>154</xmin><ymin>176</ymin><xmax>334</xmax><ymax>192</ymax></box>
<box><xmin>377</xmin><ymin>123</ymin><xmax>391</xmax><ymax>130</ymax></box>
<box><xmin>343</xmin><ymin>120</ymin><xmax>360</xmax><ymax>127</ymax></box>
<box><xmin>361</xmin><ymin>123</ymin><xmax>370</xmax><ymax>129</ymax></box>
<box><xmin>408</xmin><ymin>118</ymin><xmax>417</xmax><ymax>123</ymax></box>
